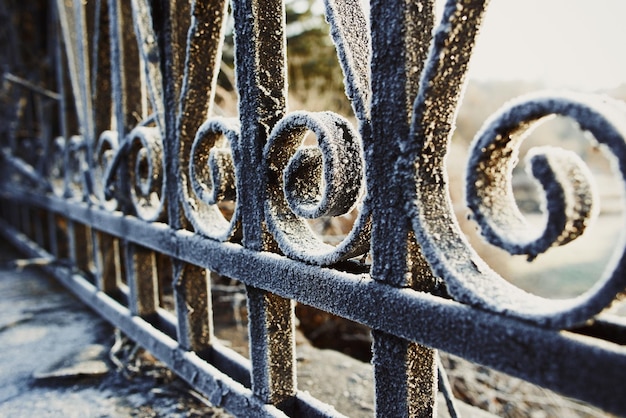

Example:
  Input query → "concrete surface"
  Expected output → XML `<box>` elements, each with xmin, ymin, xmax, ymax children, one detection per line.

<box><xmin>0</xmin><ymin>240</ymin><xmax>231</xmax><ymax>417</ymax></box>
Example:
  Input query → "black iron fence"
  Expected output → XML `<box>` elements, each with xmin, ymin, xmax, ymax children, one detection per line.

<box><xmin>1</xmin><ymin>0</ymin><xmax>625</xmax><ymax>416</ymax></box>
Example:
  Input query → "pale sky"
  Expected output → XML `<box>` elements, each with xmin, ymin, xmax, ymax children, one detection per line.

<box><xmin>469</xmin><ymin>0</ymin><xmax>626</xmax><ymax>91</ymax></box>
<box><xmin>349</xmin><ymin>0</ymin><xmax>626</xmax><ymax>92</ymax></box>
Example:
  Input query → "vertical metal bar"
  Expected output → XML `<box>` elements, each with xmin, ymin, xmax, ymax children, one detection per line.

<box><xmin>84</xmin><ymin>0</ymin><xmax>97</xmax><ymax>71</ymax></box>
<box><xmin>19</xmin><ymin>205</ymin><xmax>32</xmax><ymax>237</ymax></box>
<box><xmin>16</xmin><ymin>205</ymin><xmax>25</xmax><ymax>237</ymax></box>
<box><xmin>67</xmin><ymin>219</ymin><xmax>77</xmax><ymax>266</ymax></box>
<box><xmin>15</xmin><ymin>204</ymin><xmax>24</xmax><ymax>234</ymax></box>
<box><xmin>368</xmin><ymin>0</ymin><xmax>435</xmax><ymax>286</ymax></box>
<box><xmin>72</xmin><ymin>221</ymin><xmax>94</xmax><ymax>275</ymax></box>
<box><xmin>146</xmin><ymin>0</ymin><xmax>190</xmax><ymax>232</ymax></box>
<box><xmin>28</xmin><ymin>206</ymin><xmax>37</xmax><ymax>238</ymax></box>
<box><xmin>37</xmin><ymin>3</ymin><xmax>61</xmax><ymax>175</ymax></box>
<box><xmin>93</xmin><ymin>230</ymin><xmax>121</xmax><ymax>294</ymax></box>
<box><xmin>91</xmin><ymin>0</ymin><xmax>113</xmax><ymax>136</ymax></box>
<box><xmin>110</xmin><ymin>0</ymin><xmax>142</xmax><ymax>135</ymax></box>
<box><xmin>107</xmin><ymin>0</ymin><xmax>123</xmax><ymax>137</ymax></box>
<box><xmin>168</xmin><ymin>0</ymin><xmax>228</xmax><ymax>234</ymax></box>
<box><xmin>34</xmin><ymin>94</ymin><xmax>51</xmax><ymax>177</ymax></box>
<box><xmin>54</xmin><ymin>0</ymin><xmax>95</xmax><ymax>199</ymax></box>
<box><xmin>231</xmin><ymin>0</ymin><xmax>296</xmax><ymax>411</ymax></box>
<box><xmin>45</xmin><ymin>0</ymin><xmax>62</xmax><ymax>139</ymax></box>
<box><xmin>155</xmin><ymin>252</ymin><xmax>173</xmax><ymax>306</ymax></box>
<box><xmin>54</xmin><ymin>213</ymin><xmax>70</xmax><ymax>260</ymax></box>
<box><xmin>132</xmin><ymin>0</ymin><xmax>189</xmax><ymax>347</ymax></box>
<box><xmin>55</xmin><ymin>0</ymin><xmax>95</xmax><ymax>167</ymax></box>
<box><xmin>83</xmin><ymin>224</ymin><xmax>95</xmax><ymax>275</ymax></box>
<box><xmin>125</xmin><ymin>242</ymin><xmax>159</xmax><ymax>317</ymax></box>
<box><xmin>169</xmin><ymin>0</ymin><xmax>228</xmax><ymax>354</ymax></box>
<box><xmin>232</xmin><ymin>0</ymin><xmax>286</xmax><ymax>250</ymax></box>
<box><xmin>118</xmin><ymin>239</ymin><xmax>128</xmax><ymax>286</ymax></box>
<box><xmin>39</xmin><ymin>208</ymin><xmax>50</xmax><ymax>252</ymax></box>
<box><xmin>33</xmin><ymin>208</ymin><xmax>46</xmax><ymax>247</ymax></box>
<box><xmin>372</xmin><ymin>331</ymin><xmax>437</xmax><ymax>418</ymax></box>
<box><xmin>128</xmin><ymin>0</ymin><xmax>166</xmax><ymax>132</ymax></box>
<box><xmin>34</xmin><ymin>97</ymin><xmax>52</xmax><ymax>176</ymax></box>
<box><xmin>368</xmin><ymin>1</ymin><xmax>439</xmax><ymax>416</ymax></box>
<box><xmin>246</xmin><ymin>287</ymin><xmax>296</xmax><ymax>410</ymax></box>
<box><xmin>108</xmin><ymin>0</ymin><xmax>146</xmax><ymax>215</ymax></box>
<box><xmin>53</xmin><ymin>11</ymin><xmax>79</xmax><ymax>196</ymax></box>
<box><xmin>47</xmin><ymin>210</ymin><xmax>59</xmax><ymax>258</ymax></box>
<box><xmin>174</xmin><ymin>264</ymin><xmax>213</xmax><ymax>352</ymax></box>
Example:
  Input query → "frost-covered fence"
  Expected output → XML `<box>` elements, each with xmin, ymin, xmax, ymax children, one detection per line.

<box><xmin>1</xmin><ymin>0</ymin><xmax>626</xmax><ymax>416</ymax></box>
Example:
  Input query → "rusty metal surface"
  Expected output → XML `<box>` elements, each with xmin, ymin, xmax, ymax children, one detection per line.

<box><xmin>1</xmin><ymin>0</ymin><xmax>626</xmax><ymax>417</ymax></box>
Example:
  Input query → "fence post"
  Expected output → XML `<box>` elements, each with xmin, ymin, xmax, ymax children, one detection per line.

<box><xmin>369</xmin><ymin>1</ymin><xmax>439</xmax><ymax>416</ymax></box>
<box><xmin>125</xmin><ymin>242</ymin><xmax>159</xmax><ymax>317</ymax></box>
<box><xmin>232</xmin><ymin>0</ymin><xmax>297</xmax><ymax>411</ymax></box>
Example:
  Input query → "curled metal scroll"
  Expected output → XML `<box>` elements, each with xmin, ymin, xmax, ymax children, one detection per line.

<box><xmin>323</xmin><ymin>0</ymin><xmax>371</xmax><ymax>120</ymax></box>
<box><xmin>468</xmin><ymin>136</ymin><xmax>598</xmax><ymax>260</ymax></box>
<box><xmin>257</xmin><ymin>0</ymin><xmax>372</xmax><ymax>265</ymax></box>
<box><xmin>93</xmin><ymin>130</ymin><xmax>120</xmax><ymax>211</ymax></box>
<box><xmin>264</xmin><ymin>111</ymin><xmax>369</xmax><ymax>264</ymax></box>
<box><xmin>127</xmin><ymin>126</ymin><xmax>166</xmax><ymax>222</ymax></box>
<box><xmin>68</xmin><ymin>135</ymin><xmax>90</xmax><ymax>199</ymax></box>
<box><xmin>182</xmin><ymin>117</ymin><xmax>241</xmax><ymax>241</ymax></box>
<box><xmin>49</xmin><ymin>135</ymin><xmax>89</xmax><ymax>199</ymax></box>
<box><xmin>415</xmin><ymin>92</ymin><xmax>626</xmax><ymax>328</ymax></box>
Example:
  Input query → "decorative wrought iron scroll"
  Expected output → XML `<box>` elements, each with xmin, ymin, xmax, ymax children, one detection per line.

<box><xmin>1</xmin><ymin>0</ymin><xmax>626</xmax><ymax>417</ymax></box>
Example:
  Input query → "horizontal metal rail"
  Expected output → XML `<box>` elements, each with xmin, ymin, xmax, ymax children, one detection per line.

<box><xmin>1</xmin><ymin>188</ymin><xmax>625</xmax><ymax>416</ymax></box>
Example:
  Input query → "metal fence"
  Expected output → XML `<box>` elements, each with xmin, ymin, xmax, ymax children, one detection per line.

<box><xmin>1</xmin><ymin>0</ymin><xmax>626</xmax><ymax>416</ymax></box>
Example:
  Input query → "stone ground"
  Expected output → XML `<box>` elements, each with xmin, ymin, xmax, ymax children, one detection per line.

<box><xmin>0</xmin><ymin>239</ymin><xmax>233</xmax><ymax>417</ymax></box>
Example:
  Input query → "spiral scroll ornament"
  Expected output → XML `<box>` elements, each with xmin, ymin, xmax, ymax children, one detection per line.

<box><xmin>466</xmin><ymin>92</ymin><xmax>623</xmax><ymax>257</ymax></box>
<box><xmin>415</xmin><ymin>92</ymin><xmax>626</xmax><ymax>328</ymax></box>
<box><xmin>127</xmin><ymin>126</ymin><xmax>166</xmax><ymax>222</ymax></box>
<box><xmin>264</xmin><ymin>111</ymin><xmax>370</xmax><ymax>265</ymax></box>
<box><xmin>182</xmin><ymin>118</ymin><xmax>241</xmax><ymax>241</ymax></box>
<box><xmin>48</xmin><ymin>135</ymin><xmax>89</xmax><ymax>199</ymax></box>
<box><xmin>93</xmin><ymin>130</ymin><xmax>120</xmax><ymax>211</ymax></box>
